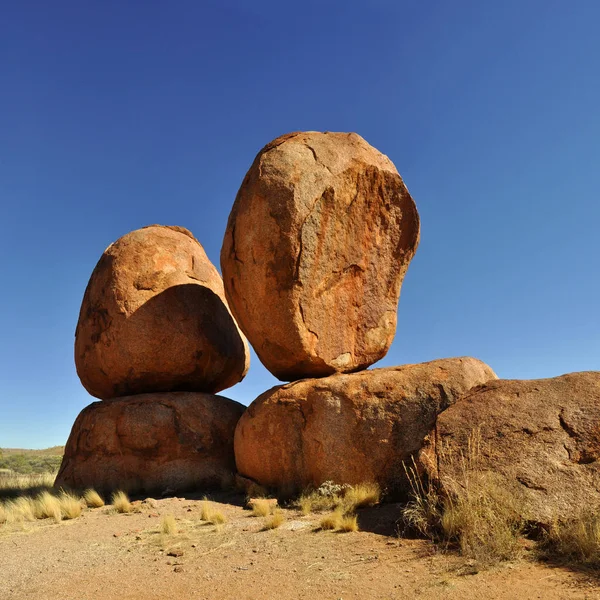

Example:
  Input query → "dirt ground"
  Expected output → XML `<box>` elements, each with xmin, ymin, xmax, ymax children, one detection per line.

<box><xmin>1</xmin><ymin>493</ymin><xmax>599</xmax><ymax>600</ymax></box>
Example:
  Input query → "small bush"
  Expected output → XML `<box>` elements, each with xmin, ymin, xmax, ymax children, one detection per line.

<box><xmin>111</xmin><ymin>490</ymin><xmax>132</xmax><ymax>514</ymax></box>
<box><xmin>263</xmin><ymin>509</ymin><xmax>285</xmax><ymax>530</ymax></box>
<box><xmin>83</xmin><ymin>489</ymin><xmax>105</xmax><ymax>508</ymax></box>
<box><xmin>34</xmin><ymin>491</ymin><xmax>62</xmax><ymax>522</ymax></box>
<box><xmin>298</xmin><ymin>481</ymin><xmax>379</xmax><ymax>515</ymax></box>
<box><xmin>161</xmin><ymin>514</ymin><xmax>178</xmax><ymax>535</ymax></box>
<box><xmin>59</xmin><ymin>492</ymin><xmax>83</xmax><ymax>520</ymax></box>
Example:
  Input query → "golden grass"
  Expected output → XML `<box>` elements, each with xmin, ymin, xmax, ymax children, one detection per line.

<box><xmin>0</xmin><ymin>471</ymin><xmax>56</xmax><ymax>499</ymax></box>
<box><xmin>34</xmin><ymin>491</ymin><xmax>62</xmax><ymax>523</ymax></box>
<box><xmin>320</xmin><ymin>509</ymin><xmax>344</xmax><ymax>530</ymax></box>
<box><xmin>402</xmin><ymin>431</ymin><xmax>524</xmax><ymax>566</ymax></box>
<box><xmin>543</xmin><ymin>509</ymin><xmax>600</xmax><ymax>565</ymax></box>
<box><xmin>111</xmin><ymin>490</ymin><xmax>132</xmax><ymax>514</ymax></box>
<box><xmin>263</xmin><ymin>509</ymin><xmax>285</xmax><ymax>530</ymax></box>
<box><xmin>0</xmin><ymin>503</ymin><xmax>6</xmax><ymax>524</ymax></box>
<box><xmin>344</xmin><ymin>483</ymin><xmax>380</xmax><ymax>510</ymax></box>
<box><xmin>250</xmin><ymin>498</ymin><xmax>275</xmax><ymax>517</ymax></box>
<box><xmin>339</xmin><ymin>513</ymin><xmax>359</xmax><ymax>532</ymax></box>
<box><xmin>58</xmin><ymin>492</ymin><xmax>83</xmax><ymax>520</ymax></box>
<box><xmin>298</xmin><ymin>481</ymin><xmax>380</xmax><ymax>516</ymax></box>
<box><xmin>200</xmin><ymin>498</ymin><xmax>226</xmax><ymax>525</ymax></box>
<box><xmin>319</xmin><ymin>508</ymin><xmax>358</xmax><ymax>532</ymax></box>
<box><xmin>10</xmin><ymin>497</ymin><xmax>36</xmax><ymax>522</ymax></box>
<box><xmin>83</xmin><ymin>489</ymin><xmax>105</xmax><ymax>508</ymax></box>
<box><xmin>161</xmin><ymin>514</ymin><xmax>178</xmax><ymax>535</ymax></box>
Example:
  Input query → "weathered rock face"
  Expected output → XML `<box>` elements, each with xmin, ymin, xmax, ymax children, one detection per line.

<box><xmin>418</xmin><ymin>372</ymin><xmax>600</xmax><ymax>526</ymax></box>
<box><xmin>221</xmin><ymin>131</ymin><xmax>420</xmax><ymax>381</ymax></box>
<box><xmin>75</xmin><ymin>225</ymin><xmax>249</xmax><ymax>399</ymax></box>
<box><xmin>234</xmin><ymin>357</ymin><xmax>496</xmax><ymax>494</ymax></box>
<box><xmin>55</xmin><ymin>392</ymin><xmax>245</xmax><ymax>495</ymax></box>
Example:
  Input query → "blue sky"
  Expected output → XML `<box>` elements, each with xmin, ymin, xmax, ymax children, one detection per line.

<box><xmin>1</xmin><ymin>0</ymin><xmax>598</xmax><ymax>448</ymax></box>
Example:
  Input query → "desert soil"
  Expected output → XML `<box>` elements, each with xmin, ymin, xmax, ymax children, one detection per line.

<box><xmin>1</xmin><ymin>493</ymin><xmax>598</xmax><ymax>600</ymax></box>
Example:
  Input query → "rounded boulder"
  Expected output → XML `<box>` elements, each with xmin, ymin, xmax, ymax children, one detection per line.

<box><xmin>55</xmin><ymin>392</ymin><xmax>245</xmax><ymax>495</ymax></box>
<box><xmin>234</xmin><ymin>357</ymin><xmax>496</xmax><ymax>495</ymax></box>
<box><xmin>75</xmin><ymin>225</ymin><xmax>249</xmax><ymax>399</ymax></box>
<box><xmin>221</xmin><ymin>131</ymin><xmax>420</xmax><ymax>381</ymax></box>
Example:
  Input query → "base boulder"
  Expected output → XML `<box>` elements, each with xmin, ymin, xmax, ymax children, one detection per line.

<box><xmin>56</xmin><ymin>392</ymin><xmax>245</xmax><ymax>495</ymax></box>
<box><xmin>418</xmin><ymin>372</ymin><xmax>600</xmax><ymax>526</ymax></box>
<box><xmin>234</xmin><ymin>357</ymin><xmax>496</xmax><ymax>495</ymax></box>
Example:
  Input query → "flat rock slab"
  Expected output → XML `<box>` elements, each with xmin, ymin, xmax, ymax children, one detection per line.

<box><xmin>234</xmin><ymin>357</ymin><xmax>496</xmax><ymax>495</ymax></box>
<box><xmin>76</xmin><ymin>225</ymin><xmax>249</xmax><ymax>399</ymax></box>
<box><xmin>56</xmin><ymin>392</ymin><xmax>245</xmax><ymax>495</ymax></box>
<box><xmin>419</xmin><ymin>371</ymin><xmax>600</xmax><ymax>525</ymax></box>
<box><xmin>221</xmin><ymin>131</ymin><xmax>420</xmax><ymax>381</ymax></box>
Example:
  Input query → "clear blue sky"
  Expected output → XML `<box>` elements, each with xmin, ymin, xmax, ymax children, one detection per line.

<box><xmin>1</xmin><ymin>1</ymin><xmax>598</xmax><ymax>448</ymax></box>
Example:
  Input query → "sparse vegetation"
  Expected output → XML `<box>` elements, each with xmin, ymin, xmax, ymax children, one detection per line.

<box><xmin>263</xmin><ymin>509</ymin><xmax>285</xmax><ymax>530</ymax></box>
<box><xmin>339</xmin><ymin>513</ymin><xmax>359</xmax><ymax>532</ymax></box>
<box><xmin>160</xmin><ymin>514</ymin><xmax>178</xmax><ymax>535</ymax></box>
<box><xmin>83</xmin><ymin>489</ymin><xmax>105</xmax><ymax>508</ymax></box>
<box><xmin>401</xmin><ymin>432</ymin><xmax>524</xmax><ymax>566</ymax></box>
<box><xmin>111</xmin><ymin>490</ymin><xmax>132</xmax><ymax>514</ymax></box>
<box><xmin>542</xmin><ymin>509</ymin><xmax>600</xmax><ymax>566</ymax></box>
<box><xmin>0</xmin><ymin>471</ymin><xmax>56</xmax><ymax>499</ymax></box>
<box><xmin>0</xmin><ymin>447</ymin><xmax>63</xmax><ymax>475</ymax></box>
<box><xmin>344</xmin><ymin>482</ymin><xmax>380</xmax><ymax>509</ymax></box>
<box><xmin>320</xmin><ymin>508</ymin><xmax>344</xmax><ymax>530</ymax></box>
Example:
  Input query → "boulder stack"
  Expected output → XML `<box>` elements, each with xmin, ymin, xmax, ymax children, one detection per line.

<box><xmin>59</xmin><ymin>225</ymin><xmax>248</xmax><ymax>495</ymax></box>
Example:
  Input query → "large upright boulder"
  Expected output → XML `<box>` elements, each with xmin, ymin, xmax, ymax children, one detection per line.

<box><xmin>419</xmin><ymin>372</ymin><xmax>600</xmax><ymax>526</ymax></box>
<box><xmin>75</xmin><ymin>225</ymin><xmax>249</xmax><ymax>399</ymax></box>
<box><xmin>221</xmin><ymin>132</ymin><xmax>420</xmax><ymax>381</ymax></box>
<box><xmin>234</xmin><ymin>357</ymin><xmax>496</xmax><ymax>494</ymax></box>
<box><xmin>56</xmin><ymin>392</ymin><xmax>245</xmax><ymax>495</ymax></box>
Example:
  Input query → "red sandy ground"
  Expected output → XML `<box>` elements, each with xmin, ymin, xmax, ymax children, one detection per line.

<box><xmin>1</xmin><ymin>494</ymin><xmax>599</xmax><ymax>600</ymax></box>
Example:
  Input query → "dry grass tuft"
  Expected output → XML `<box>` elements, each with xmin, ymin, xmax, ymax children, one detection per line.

<box><xmin>263</xmin><ymin>509</ymin><xmax>285</xmax><ymax>530</ymax></box>
<box><xmin>250</xmin><ymin>498</ymin><xmax>275</xmax><ymax>517</ymax></box>
<box><xmin>0</xmin><ymin>503</ymin><xmax>6</xmax><ymax>524</ymax></box>
<box><xmin>344</xmin><ymin>483</ymin><xmax>381</xmax><ymax>510</ymax></box>
<box><xmin>161</xmin><ymin>514</ymin><xmax>178</xmax><ymax>535</ymax></box>
<box><xmin>200</xmin><ymin>498</ymin><xmax>226</xmax><ymax>525</ymax></box>
<box><xmin>298</xmin><ymin>481</ymin><xmax>380</xmax><ymax>516</ymax></box>
<box><xmin>59</xmin><ymin>491</ymin><xmax>83</xmax><ymax>520</ymax></box>
<box><xmin>320</xmin><ymin>509</ymin><xmax>344</xmax><ymax>530</ymax></box>
<box><xmin>401</xmin><ymin>431</ymin><xmax>524</xmax><ymax>566</ymax></box>
<box><xmin>9</xmin><ymin>497</ymin><xmax>37</xmax><ymax>522</ymax></box>
<box><xmin>83</xmin><ymin>489</ymin><xmax>105</xmax><ymax>508</ymax></box>
<box><xmin>34</xmin><ymin>491</ymin><xmax>62</xmax><ymax>523</ymax></box>
<box><xmin>111</xmin><ymin>490</ymin><xmax>132</xmax><ymax>514</ymax></box>
<box><xmin>543</xmin><ymin>509</ymin><xmax>600</xmax><ymax>566</ymax></box>
<box><xmin>339</xmin><ymin>513</ymin><xmax>359</xmax><ymax>532</ymax></box>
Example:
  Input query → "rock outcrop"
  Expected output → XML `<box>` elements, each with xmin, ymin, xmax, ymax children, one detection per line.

<box><xmin>56</xmin><ymin>392</ymin><xmax>245</xmax><ymax>495</ymax></box>
<box><xmin>234</xmin><ymin>357</ymin><xmax>496</xmax><ymax>494</ymax></box>
<box><xmin>221</xmin><ymin>131</ymin><xmax>420</xmax><ymax>381</ymax></box>
<box><xmin>418</xmin><ymin>372</ymin><xmax>600</xmax><ymax>526</ymax></box>
<box><xmin>75</xmin><ymin>225</ymin><xmax>249</xmax><ymax>399</ymax></box>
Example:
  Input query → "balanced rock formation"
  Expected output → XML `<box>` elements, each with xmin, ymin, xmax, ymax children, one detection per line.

<box><xmin>221</xmin><ymin>131</ymin><xmax>420</xmax><ymax>381</ymax></box>
<box><xmin>418</xmin><ymin>372</ymin><xmax>600</xmax><ymax>526</ymax></box>
<box><xmin>75</xmin><ymin>225</ymin><xmax>249</xmax><ymax>399</ymax></box>
<box><xmin>234</xmin><ymin>357</ymin><xmax>496</xmax><ymax>494</ymax></box>
<box><xmin>56</xmin><ymin>392</ymin><xmax>245</xmax><ymax>495</ymax></box>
